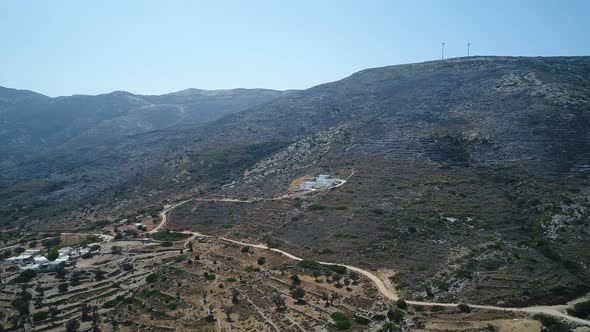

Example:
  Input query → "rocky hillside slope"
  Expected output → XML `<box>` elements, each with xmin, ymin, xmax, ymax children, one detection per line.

<box><xmin>2</xmin><ymin>56</ymin><xmax>590</xmax><ymax>307</ymax></box>
<box><xmin>0</xmin><ymin>86</ymin><xmax>287</xmax><ymax>168</ymax></box>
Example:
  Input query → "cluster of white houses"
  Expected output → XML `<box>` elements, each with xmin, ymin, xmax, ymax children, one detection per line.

<box><xmin>6</xmin><ymin>246</ymin><xmax>91</xmax><ymax>272</ymax></box>
<box><xmin>300</xmin><ymin>174</ymin><xmax>344</xmax><ymax>190</ymax></box>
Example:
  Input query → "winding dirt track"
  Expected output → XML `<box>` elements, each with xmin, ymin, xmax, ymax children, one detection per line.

<box><xmin>154</xmin><ymin>196</ymin><xmax>590</xmax><ymax>326</ymax></box>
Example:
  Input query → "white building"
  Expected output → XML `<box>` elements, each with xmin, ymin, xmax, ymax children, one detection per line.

<box><xmin>301</xmin><ymin>181</ymin><xmax>316</xmax><ymax>190</ymax></box>
<box><xmin>315</xmin><ymin>175</ymin><xmax>335</xmax><ymax>187</ymax></box>
<box><xmin>299</xmin><ymin>174</ymin><xmax>339</xmax><ymax>190</ymax></box>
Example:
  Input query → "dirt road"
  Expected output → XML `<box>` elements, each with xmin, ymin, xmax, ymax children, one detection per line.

<box><xmin>146</xmin><ymin>191</ymin><xmax>590</xmax><ymax>326</ymax></box>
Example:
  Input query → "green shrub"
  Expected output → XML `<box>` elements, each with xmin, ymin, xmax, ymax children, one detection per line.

<box><xmin>257</xmin><ymin>256</ymin><xmax>266</xmax><ymax>265</ymax></box>
<box><xmin>15</xmin><ymin>269</ymin><xmax>36</xmax><ymax>283</ymax></box>
<box><xmin>244</xmin><ymin>265</ymin><xmax>261</xmax><ymax>273</ymax></box>
<box><xmin>160</xmin><ymin>241</ymin><xmax>173</xmax><ymax>247</ymax></box>
<box><xmin>387</xmin><ymin>308</ymin><xmax>403</xmax><ymax>322</ymax></box>
<box><xmin>330</xmin><ymin>312</ymin><xmax>351</xmax><ymax>330</ymax></box>
<box><xmin>175</xmin><ymin>254</ymin><xmax>187</xmax><ymax>262</ymax></box>
<box><xmin>326</xmin><ymin>264</ymin><xmax>347</xmax><ymax>274</ymax></box>
<box><xmin>396</xmin><ymin>298</ymin><xmax>408</xmax><ymax>310</ymax></box>
<box><xmin>146</xmin><ymin>273</ymin><xmax>158</xmax><ymax>283</ymax></box>
<box><xmin>46</xmin><ymin>248</ymin><xmax>59</xmax><ymax>261</ymax></box>
<box><xmin>354</xmin><ymin>315</ymin><xmax>371</xmax><ymax>325</ymax></box>
<box><xmin>372</xmin><ymin>314</ymin><xmax>386</xmax><ymax>321</ymax></box>
<box><xmin>457</xmin><ymin>303</ymin><xmax>471</xmax><ymax>313</ymax></box>
<box><xmin>308</xmin><ymin>203</ymin><xmax>325</xmax><ymax>210</ymax></box>
<box><xmin>297</xmin><ymin>259</ymin><xmax>323</xmax><ymax>270</ymax></box>
<box><xmin>32</xmin><ymin>311</ymin><xmax>49</xmax><ymax>322</ymax></box>
<box><xmin>151</xmin><ymin>231</ymin><xmax>190</xmax><ymax>241</ymax></box>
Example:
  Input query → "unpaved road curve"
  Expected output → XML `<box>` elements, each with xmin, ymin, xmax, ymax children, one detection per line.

<box><xmin>150</xmin><ymin>199</ymin><xmax>192</xmax><ymax>234</ymax></box>
<box><xmin>153</xmin><ymin>197</ymin><xmax>590</xmax><ymax>326</ymax></box>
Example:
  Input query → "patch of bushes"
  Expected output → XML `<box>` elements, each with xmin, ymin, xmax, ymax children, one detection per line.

<box><xmin>456</xmin><ymin>259</ymin><xmax>477</xmax><ymax>279</ymax></box>
<box><xmin>151</xmin><ymin>231</ymin><xmax>190</xmax><ymax>241</ymax></box>
<box><xmin>308</xmin><ymin>203</ymin><xmax>325</xmax><ymax>210</ymax></box>
<box><xmin>325</xmin><ymin>264</ymin><xmax>347</xmax><ymax>274</ymax></box>
<box><xmin>330</xmin><ymin>312</ymin><xmax>351</xmax><ymax>330</ymax></box>
<box><xmin>15</xmin><ymin>269</ymin><xmax>36</xmax><ymax>283</ymax></box>
<box><xmin>387</xmin><ymin>308</ymin><xmax>403</xmax><ymax>322</ymax></box>
<box><xmin>457</xmin><ymin>303</ymin><xmax>471</xmax><ymax>313</ymax></box>
<box><xmin>32</xmin><ymin>311</ymin><xmax>49</xmax><ymax>322</ymax></box>
<box><xmin>175</xmin><ymin>254</ymin><xmax>187</xmax><ymax>262</ymax></box>
<box><xmin>146</xmin><ymin>273</ymin><xmax>158</xmax><ymax>283</ymax></box>
<box><xmin>244</xmin><ymin>265</ymin><xmax>261</xmax><ymax>273</ymax></box>
<box><xmin>354</xmin><ymin>315</ymin><xmax>371</xmax><ymax>325</ymax></box>
<box><xmin>298</xmin><ymin>259</ymin><xmax>323</xmax><ymax>270</ymax></box>
<box><xmin>257</xmin><ymin>256</ymin><xmax>266</xmax><ymax>265</ymax></box>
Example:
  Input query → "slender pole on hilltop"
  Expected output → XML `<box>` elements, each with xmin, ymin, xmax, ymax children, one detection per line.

<box><xmin>467</xmin><ymin>42</ymin><xmax>471</xmax><ymax>57</ymax></box>
<box><xmin>442</xmin><ymin>42</ymin><xmax>445</xmax><ymax>60</ymax></box>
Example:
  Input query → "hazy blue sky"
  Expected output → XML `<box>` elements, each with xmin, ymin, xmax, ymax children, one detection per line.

<box><xmin>1</xmin><ymin>0</ymin><xmax>589</xmax><ymax>97</ymax></box>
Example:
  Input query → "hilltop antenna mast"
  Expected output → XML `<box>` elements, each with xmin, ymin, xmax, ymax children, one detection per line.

<box><xmin>442</xmin><ymin>42</ymin><xmax>445</xmax><ymax>60</ymax></box>
<box><xmin>467</xmin><ymin>42</ymin><xmax>471</xmax><ymax>57</ymax></box>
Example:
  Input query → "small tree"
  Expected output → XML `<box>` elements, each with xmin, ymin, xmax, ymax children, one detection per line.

<box><xmin>387</xmin><ymin>308</ymin><xmax>403</xmax><ymax>323</ymax></box>
<box><xmin>271</xmin><ymin>291</ymin><xmax>285</xmax><ymax>311</ymax></box>
<box><xmin>457</xmin><ymin>303</ymin><xmax>471</xmax><ymax>313</ymax></box>
<box><xmin>343</xmin><ymin>277</ymin><xmax>351</xmax><ymax>287</ymax></box>
<box><xmin>58</xmin><ymin>283</ymin><xmax>69</xmax><ymax>293</ymax></box>
<box><xmin>81</xmin><ymin>303</ymin><xmax>91</xmax><ymax>321</ymax></box>
<box><xmin>330</xmin><ymin>292</ymin><xmax>339</xmax><ymax>305</ymax></box>
<box><xmin>111</xmin><ymin>246</ymin><xmax>123</xmax><ymax>254</ymax></box>
<box><xmin>49</xmin><ymin>306</ymin><xmax>59</xmax><ymax>323</ymax></box>
<box><xmin>224</xmin><ymin>306</ymin><xmax>233</xmax><ymax>321</ymax></box>
<box><xmin>146</xmin><ymin>273</ymin><xmax>158</xmax><ymax>283</ymax></box>
<box><xmin>290</xmin><ymin>274</ymin><xmax>300</xmax><ymax>285</ymax></box>
<box><xmin>349</xmin><ymin>271</ymin><xmax>359</xmax><ymax>284</ymax></box>
<box><xmin>91</xmin><ymin>306</ymin><xmax>100</xmax><ymax>332</ymax></box>
<box><xmin>257</xmin><ymin>256</ymin><xmax>266</xmax><ymax>265</ymax></box>
<box><xmin>312</xmin><ymin>269</ymin><xmax>321</xmax><ymax>282</ymax></box>
<box><xmin>396</xmin><ymin>298</ymin><xmax>408</xmax><ymax>310</ymax></box>
<box><xmin>94</xmin><ymin>269</ymin><xmax>106</xmax><ymax>281</ymax></box>
<box><xmin>291</xmin><ymin>287</ymin><xmax>305</xmax><ymax>304</ymax></box>
<box><xmin>332</xmin><ymin>272</ymin><xmax>341</xmax><ymax>287</ymax></box>
<box><xmin>381</xmin><ymin>320</ymin><xmax>398</xmax><ymax>332</ymax></box>
<box><xmin>188</xmin><ymin>242</ymin><xmax>193</xmax><ymax>252</ymax></box>
<box><xmin>65</xmin><ymin>318</ymin><xmax>80</xmax><ymax>332</ymax></box>
<box><xmin>330</xmin><ymin>312</ymin><xmax>351</xmax><ymax>330</ymax></box>
<box><xmin>231</xmin><ymin>289</ymin><xmax>240</xmax><ymax>303</ymax></box>
<box><xmin>56</xmin><ymin>264</ymin><xmax>67</xmax><ymax>279</ymax></box>
<box><xmin>46</xmin><ymin>248</ymin><xmax>59</xmax><ymax>261</ymax></box>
